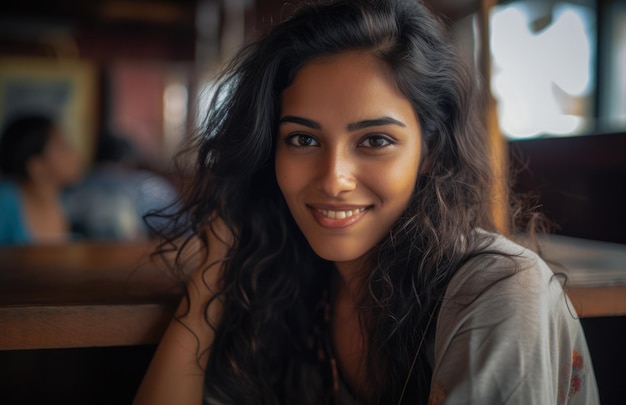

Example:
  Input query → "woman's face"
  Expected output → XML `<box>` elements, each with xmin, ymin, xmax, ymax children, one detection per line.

<box><xmin>275</xmin><ymin>51</ymin><xmax>422</xmax><ymax>266</ymax></box>
<box><xmin>34</xmin><ymin>127</ymin><xmax>82</xmax><ymax>187</ymax></box>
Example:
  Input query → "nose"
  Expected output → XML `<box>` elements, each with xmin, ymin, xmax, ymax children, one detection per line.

<box><xmin>316</xmin><ymin>148</ymin><xmax>356</xmax><ymax>197</ymax></box>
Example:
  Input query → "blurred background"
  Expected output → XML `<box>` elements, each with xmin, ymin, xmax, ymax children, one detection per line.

<box><xmin>0</xmin><ymin>0</ymin><xmax>624</xmax><ymax>244</ymax></box>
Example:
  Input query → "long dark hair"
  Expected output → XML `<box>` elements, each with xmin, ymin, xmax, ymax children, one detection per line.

<box><xmin>153</xmin><ymin>0</ymin><xmax>501</xmax><ymax>403</ymax></box>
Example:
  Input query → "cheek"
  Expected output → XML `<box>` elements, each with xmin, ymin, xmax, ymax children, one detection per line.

<box><xmin>393</xmin><ymin>162</ymin><xmax>419</xmax><ymax>195</ymax></box>
<box><xmin>53</xmin><ymin>150</ymin><xmax>80</xmax><ymax>180</ymax></box>
<box><xmin>368</xmin><ymin>155</ymin><xmax>420</xmax><ymax>206</ymax></box>
<box><xmin>397</xmin><ymin>145</ymin><xmax>422</xmax><ymax>196</ymax></box>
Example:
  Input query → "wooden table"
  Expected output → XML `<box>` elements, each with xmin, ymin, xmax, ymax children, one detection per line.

<box><xmin>567</xmin><ymin>285</ymin><xmax>626</xmax><ymax>317</ymax></box>
<box><xmin>0</xmin><ymin>242</ymin><xmax>180</xmax><ymax>351</ymax></box>
<box><xmin>1</xmin><ymin>237</ymin><xmax>625</xmax><ymax>351</ymax></box>
<box><xmin>540</xmin><ymin>234</ymin><xmax>626</xmax><ymax>318</ymax></box>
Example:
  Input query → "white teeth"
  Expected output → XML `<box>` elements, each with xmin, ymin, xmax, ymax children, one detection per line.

<box><xmin>316</xmin><ymin>207</ymin><xmax>366</xmax><ymax>219</ymax></box>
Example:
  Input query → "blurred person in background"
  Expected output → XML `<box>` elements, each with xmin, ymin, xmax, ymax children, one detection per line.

<box><xmin>0</xmin><ymin>115</ymin><xmax>82</xmax><ymax>244</ymax></box>
<box><xmin>64</xmin><ymin>132</ymin><xmax>178</xmax><ymax>241</ymax></box>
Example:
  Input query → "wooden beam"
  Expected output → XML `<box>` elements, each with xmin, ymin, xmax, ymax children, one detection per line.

<box><xmin>478</xmin><ymin>0</ymin><xmax>509</xmax><ymax>233</ymax></box>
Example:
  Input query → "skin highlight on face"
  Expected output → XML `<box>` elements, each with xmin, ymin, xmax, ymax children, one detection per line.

<box><xmin>275</xmin><ymin>51</ymin><xmax>423</xmax><ymax>277</ymax></box>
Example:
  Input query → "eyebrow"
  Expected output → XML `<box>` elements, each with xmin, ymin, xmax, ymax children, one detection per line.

<box><xmin>279</xmin><ymin>115</ymin><xmax>406</xmax><ymax>131</ymax></box>
<box><xmin>279</xmin><ymin>116</ymin><xmax>321</xmax><ymax>129</ymax></box>
<box><xmin>347</xmin><ymin>117</ymin><xmax>406</xmax><ymax>131</ymax></box>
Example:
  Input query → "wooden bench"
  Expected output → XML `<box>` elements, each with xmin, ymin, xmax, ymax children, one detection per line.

<box><xmin>1</xmin><ymin>237</ymin><xmax>625</xmax><ymax>351</ymax></box>
<box><xmin>0</xmin><ymin>242</ymin><xmax>180</xmax><ymax>351</ymax></box>
<box><xmin>0</xmin><ymin>238</ymin><xmax>624</xmax><ymax>404</ymax></box>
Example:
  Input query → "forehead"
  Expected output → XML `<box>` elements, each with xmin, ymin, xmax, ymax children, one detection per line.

<box><xmin>280</xmin><ymin>51</ymin><xmax>416</xmax><ymax>124</ymax></box>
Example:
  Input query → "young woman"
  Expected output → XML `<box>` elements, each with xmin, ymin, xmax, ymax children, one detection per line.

<box><xmin>135</xmin><ymin>1</ymin><xmax>599</xmax><ymax>404</ymax></box>
<box><xmin>0</xmin><ymin>115</ymin><xmax>81</xmax><ymax>244</ymax></box>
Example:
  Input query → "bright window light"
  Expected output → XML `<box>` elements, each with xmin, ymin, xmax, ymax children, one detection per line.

<box><xmin>490</xmin><ymin>1</ymin><xmax>595</xmax><ymax>139</ymax></box>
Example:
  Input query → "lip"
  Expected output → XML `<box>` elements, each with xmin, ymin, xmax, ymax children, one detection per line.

<box><xmin>307</xmin><ymin>204</ymin><xmax>371</xmax><ymax>230</ymax></box>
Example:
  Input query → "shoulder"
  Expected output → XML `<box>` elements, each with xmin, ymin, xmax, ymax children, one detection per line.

<box><xmin>444</xmin><ymin>231</ymin><xmax>557</xmax><ymax>309</ymax></box>
<box><xmin>438</xmin><ymin>231</ymin><xmax>569</xmax><ymax>343</ymax></box>
<box><xmin>430</xmin><ymin>231</ymin><xmax>600</xmax><ymax>404</ymax></box>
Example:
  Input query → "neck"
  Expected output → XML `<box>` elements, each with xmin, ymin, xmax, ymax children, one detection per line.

<box><xmin>19</xmin><ymin>179</ymin><xmax>68</xmax><ymax>243</ymax></box>
<box><xmin>334</xmin><ymin>254</ymin><xmax>370</xmax><ymax>299</ymax></box>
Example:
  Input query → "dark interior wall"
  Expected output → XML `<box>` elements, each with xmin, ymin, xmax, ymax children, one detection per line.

<box><xmin>0</xmin><ymin>1</ymin><xmax>196</xmax><ymax>61</ymax></box>
<box><xmin>510</xmin><ymin>132</ymin><xmax>626</xmax><ymax>245</ymax></box>
<box><xmin>0</xmin><ymin>345</ymin><xmax>156</xmax><ymax>405</ymax></box>
<box><xmin>581</xmin><ymin>316</ymin><xmax>626</xmax><ymax>405</ymax></box>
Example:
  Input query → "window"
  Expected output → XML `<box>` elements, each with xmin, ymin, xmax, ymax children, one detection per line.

<box><xmin>490</xmin><ymin>0</ymin><xmax>596</xmax><ymax>139</ymax></box>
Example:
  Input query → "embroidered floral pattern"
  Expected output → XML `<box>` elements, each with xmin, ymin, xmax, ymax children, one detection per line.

<box><xmin>572</xmin><ymin>349</ymin><xmax>583</xmax><ymax>371</ymax></box>
<box><xmin>569</xmin><ymin>349</ymin><xmax>584</xmax><ymax>397</ymax></box>
<box><xmin>558</xmin><ymin>349</ymin><xmax>587</xmax><ymax>404</ymax></box>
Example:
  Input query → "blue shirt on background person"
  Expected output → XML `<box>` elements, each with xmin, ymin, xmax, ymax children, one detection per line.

<box><xmin>0</xmin><ymin>181</ymin><xmax>31</xmax><ymax>244</ymax></box>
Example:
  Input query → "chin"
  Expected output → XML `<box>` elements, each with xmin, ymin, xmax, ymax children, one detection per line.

<box><xmin>307</xmin><ymin>239</ymin><xmax>367</xmax><ymax>263</ymax></box>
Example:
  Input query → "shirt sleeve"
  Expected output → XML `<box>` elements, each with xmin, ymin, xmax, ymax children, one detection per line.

<box><xmin>429</xmin><ymin>244</ymin><xmax>599</xmax><ymax>405</ymax></box>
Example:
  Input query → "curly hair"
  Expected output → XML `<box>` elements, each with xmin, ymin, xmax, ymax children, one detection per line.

<box><xmin>151</xmin><ymin>0</ymin><xmax>506</xmax><ymax>403</ymax></box>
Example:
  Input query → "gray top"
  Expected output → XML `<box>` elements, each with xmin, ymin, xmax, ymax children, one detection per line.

<box><xmin>205</xmin><ymin>232</ymin><xmax>600</xmax><ymax>404</ymax></box>
<box><xmin>429</xmin><ymin>232</ymin><xmax>599</xmax><ymax>404</ymax></box>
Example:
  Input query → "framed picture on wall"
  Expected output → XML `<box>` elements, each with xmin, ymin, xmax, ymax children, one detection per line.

<box><xmin>0</xmin><ymin>57</ymin><xmax>97</xmax><ymax>166</ymax></box>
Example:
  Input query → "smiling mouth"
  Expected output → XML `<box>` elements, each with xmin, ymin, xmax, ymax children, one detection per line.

<box><xmin>314</xmin><ymin>207</ymin><xmax>367</xmax><ymax>219</ymax></box>
<box><xmin>307</xmin><ymin>205</ymin><xmax>371</xmax><ymax>229</ymax></box>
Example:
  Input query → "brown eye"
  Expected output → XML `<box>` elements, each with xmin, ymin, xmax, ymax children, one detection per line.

<box><xmin>359</xmin><ymin>135</ymin><xmax>393</xmax><ymax>148</ymax></box>
<box><xmin>286</xmin><ymin>134</ymin><xmax>319</xmax><ymax>147</ymax></box>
